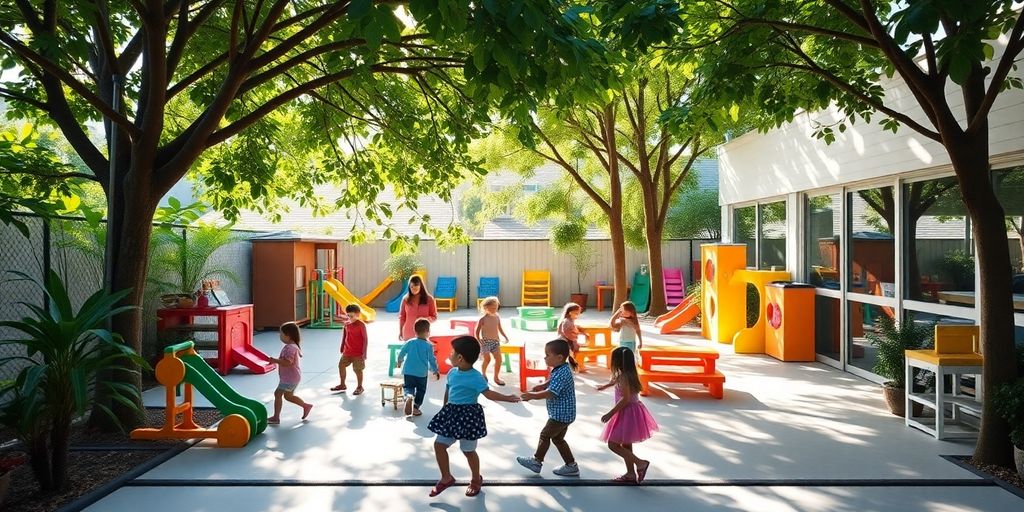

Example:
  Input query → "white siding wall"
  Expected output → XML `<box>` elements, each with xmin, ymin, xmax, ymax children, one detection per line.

<box><xmin>338</xmin><ymin>240</ymin><xmax>708</xmax><ymax>309</ymax></box>
<box><xmin>718</xmin><ymin>40</ymin><xmax>1024</xmax><ymax>204</ymax></box>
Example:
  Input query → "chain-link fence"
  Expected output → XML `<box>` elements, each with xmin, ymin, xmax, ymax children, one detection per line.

<box><xmin>0</xmin><ymin>213</ymin><xmax>257</xmax><ymax>382</ymax></box>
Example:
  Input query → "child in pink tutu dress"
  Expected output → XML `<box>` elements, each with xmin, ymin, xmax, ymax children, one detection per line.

<box><xmin>597</xmin><ymin>346</ymin><xmax>658</xmax><ymax>484</ymax></box>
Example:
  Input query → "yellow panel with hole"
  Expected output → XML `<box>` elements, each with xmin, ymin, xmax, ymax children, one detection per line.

<box><xmin>700</xmin><ymin>244</ymin><xmax>748</xmax><ymax>343</ymax></box>
<box><xmin>731</xmin><ymin>269</ymin><xmax>792</xmax><ymax>353</ymax></box>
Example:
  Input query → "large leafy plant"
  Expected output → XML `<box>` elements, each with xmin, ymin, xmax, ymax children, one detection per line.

<box><xmin>147</xmin><ymin>199</ymin><xmax>241</xmax><ymax>295</ymax></box>
<box><xmin>866</xmin><ymin>315</ymin><xmax>932</xmax><ymax>388</ymax></box>
<box><xmin>383</xmin><ymin>251</ymin><xmax>424</xmax><ymax>283</ymax></box>
<box><xmin>0</xmin><ymin>270</ymin><xmax>147</xmax><ymax>492</ymax></box>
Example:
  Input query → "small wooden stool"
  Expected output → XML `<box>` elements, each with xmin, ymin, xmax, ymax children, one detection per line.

<box><xmin>380</xmin><ymin>380</ymin><xmax>405</xmax><ymax>409</ymax></box>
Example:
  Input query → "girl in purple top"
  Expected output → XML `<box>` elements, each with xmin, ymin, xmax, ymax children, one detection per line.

<box><xmin>268</xmin><ymin>322</ymin><xmax>313</xmax><ymax>424</ymax></box>
<box><xmin>398</xmin><ymin>275</ymin><xmax>438</xmax><ymax>340</ymax></box>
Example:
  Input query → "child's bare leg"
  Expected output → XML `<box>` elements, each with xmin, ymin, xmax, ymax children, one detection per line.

<box><xmin>464</xmin><ymin>450</ymin><xmax>481</xmax><ymax>480</ymax></box>
<box><xmin>338</xmin><ymin>362</ymin><xmax>347</xmax><ymax>387</ymax></box>
<box><xmin>283</xmin><ymin>391</ymin><xmax>307</xmax><ymax>407</ymax></box>
<box><xmin>354</xmin><ymin>369</ymin><xmax>364</xmax><ymax>391</ymax></box>
<box><xmin>608</xmin><ymin>442</ymin><xmax>637</xmax><ymax>477</ymax></box>
<box><xmin>269</xmin><ymin>389</ymin><xmax>284</xmax><ymax>422</ymax></box>
<box><xmin>434</xmin><ymin>442</ymin><xmax>453</xmax><ymax>481</ymax></box>
<box><xmin>481</xmin><ymin>353</ymin><xmax>491</xmax><ymax>380</ymax></box>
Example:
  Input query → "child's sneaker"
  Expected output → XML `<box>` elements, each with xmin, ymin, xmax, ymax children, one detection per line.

<box><xmin>553</xmin><ymin>463</ymin><xmax>579</xmax><ymax>476</ymax></box>
<box><xmin>516</xmin><ymin>456</ymin><xmax>542</xmax><ymax>474</ymax></box>
<box><xmin>404</xmin><ymin>395</ymin><xmax>414</xmax><ymax>416</ymax></box>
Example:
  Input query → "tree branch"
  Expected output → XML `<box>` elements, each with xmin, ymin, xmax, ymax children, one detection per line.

<box><xmin>0</xmin><ymin>31</ymin><xmax>140</xmax><ymax>139</ymax></box>
<box><xmin>0</xmin><ymin>169</ymin><xmax>100</xmax><ymax>182</ymax></box>
<box><xmin>530</xmin><ymin>120</ymin><xmax>612</xmax><ymax>213</ymax></box>
<box><xmin>968</xmin><ymin>11</ymin><xmax>1024</xmax><ymax>133</ymax></box>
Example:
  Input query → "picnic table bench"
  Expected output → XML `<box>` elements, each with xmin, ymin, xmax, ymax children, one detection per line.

<box><xmin>510</xmin><ymin>306</ymin><xmax>558</xmax><ymax>331</ymax></box>
<box><xmin>637</xmin><ymin>345</ymin><xmax>725</xmax><ymax>399</ymax></box>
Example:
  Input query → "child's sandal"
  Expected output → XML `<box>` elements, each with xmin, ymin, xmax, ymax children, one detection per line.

<box><xmin>611</xmin><ymin>474</ymin><xmax>637</xmax><ymax>483</ymax></box>
<box><xmin>330</xmin><ymin>384</ymin><xmax>346</xmax><ymax>392</ymax></box>
<box><xmin>465</xmin><ymin>476</ymin><xmax>483</xmax><ymax>497</ymax></box>
<box><xmin>428</xmin><ymin>477</ymin><xmax>456</xmax><ymax>497</ymax></box>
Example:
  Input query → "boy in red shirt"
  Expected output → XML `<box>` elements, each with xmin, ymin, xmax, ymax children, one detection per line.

<box><xmin>331</xmin><ymin>304</ymin><xmax>368</xmax><ymax>395</ymax></box>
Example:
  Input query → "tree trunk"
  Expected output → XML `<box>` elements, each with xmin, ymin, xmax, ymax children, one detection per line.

<box><xmin>602</xmin><ymin>104</ymin><xmax>629</xmax><ymax>309</ymax></box>
<box><xmin>952</xmin><ymin>148</ymin><xmax>1018</xmax><ymax>467</ymax></box>
<box><xmin>28</xmin><ymin>433</ymin><xmax>52</xmax><ymax>492</ymax></box>
<box><xmin>643</xmin><ymin>187</ymin><xmax>668</xmax><ymax>315</ymax></box>
<box><xmin>88</xmin><ymin>179</ymin><xmax>156</xmax><ymax>431</ymax></box>
<box><xmin>50</xmin><ymin>411</ymin><xmax>71</xmax><ymax>491</ymax></box>
<box><xmin>608</xmin><ymin>213</ymin><xmax>628</xmax><ymax>310</ymax></box>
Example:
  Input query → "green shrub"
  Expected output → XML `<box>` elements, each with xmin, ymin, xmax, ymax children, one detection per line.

<box><xmin>994</xmin><ymin>378</ymin><xmax>1024</xmax><ymax>449</ymax></box>
<box><xmin>866</xmin><ymin>315</ymin><xmax>932</xmax><ymax>388</ymax></box>
<box><xmin>383</xmin><ymin>251</ymin><xmax>424</xmax><ymax>282</ymax></box>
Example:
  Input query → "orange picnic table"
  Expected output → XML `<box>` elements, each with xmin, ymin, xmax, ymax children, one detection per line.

<box><xmin>637</xmin><ymin>345</ymin><xmax>725</xmax><ymax>399</ymax></box>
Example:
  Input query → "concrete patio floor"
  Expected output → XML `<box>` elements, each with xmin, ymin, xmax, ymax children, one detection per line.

<box><xmin>87</xmin><ymin>310</ymin><xmax>1023</xmax><ymax>511</ymax></box>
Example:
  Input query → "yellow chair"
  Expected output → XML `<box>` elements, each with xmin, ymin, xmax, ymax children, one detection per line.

<box><xmin>905</xmin><ymin>324</ymin><xmax>983</xmax><ymax>439</ymax></box>
<box><xmin>521</xmin><ymin>270</ymin><xmax>551</xmax><ymax>306</ymax></box>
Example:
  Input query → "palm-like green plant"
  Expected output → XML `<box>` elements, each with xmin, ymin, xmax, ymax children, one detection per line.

<box><xmin>866</xmin><ymin>315</ymin><xmax>932</xmax><ymax>388</ymax></box>
<box><xmin>147</xmin><ymin>223</ymin><xmax>241</xmax><ymax>295</ymax></box>
<box><xmin>0</xmin><ymin>270</ymin><xmax>147</xmax><ymax>492</ymax></box>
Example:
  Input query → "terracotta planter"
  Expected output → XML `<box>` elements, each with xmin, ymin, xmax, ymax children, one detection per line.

<box><xmin>1015</xmin><ymin>446</ymin><xmax>1023</xmax><ymax>480</ymax></box>
<box><xmin>570</xmin><ymin>293</ymin><xmax>588</xmax><ymax>312</ymax></box>
<box><xmin>882</xmin><ymin>382</ymin><xmax>924</xmax><ymax>417</ymax></box>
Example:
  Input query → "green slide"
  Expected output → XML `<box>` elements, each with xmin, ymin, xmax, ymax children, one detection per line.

<box><xmin>630</xmin><ymin>271</ymin><xmax>651</xmax><ymax>313</ymax></box>
<box><xmin>179</xmin><ymin>354</ymin><xmax>268</xmax><ymax>438</ymax></box>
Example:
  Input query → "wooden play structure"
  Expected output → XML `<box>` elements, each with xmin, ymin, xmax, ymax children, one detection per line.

<box><xmin>662</xmin><ymin>267</ymin><xmax>685</xmax><ymax>307</ymax></box>
<box><xmin>251</xmin><ymin>232</ymin><xmax>342</xmax><ymax>329</ymax></box>
<box><xmin>156</xmin><ymin>304</ymin><xmax>274</xmax><ymax>376</ymax></box>
<box><xmin>521</xmin><ymin>270</ymin><xmax>551</xmax><ymax>306</ymax></box>
<box><xmin>132</xmin><ymin>341</ymin><xmax>268</xmax><ymax>448</ymax></box>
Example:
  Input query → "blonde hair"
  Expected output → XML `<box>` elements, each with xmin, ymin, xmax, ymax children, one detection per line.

<box><xmin>479</xmin><ymin>296</ymin><xmax>500</xmax><ymax>313</ymax></box>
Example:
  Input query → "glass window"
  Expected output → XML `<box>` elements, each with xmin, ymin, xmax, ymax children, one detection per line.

<box><xmin>848</xmin><ymin>298</ymin><xmax>896</xmax><ymax>373</ymax></box>
<box><xmin>759</xmin><ymin>200</ymin><xmax>786</xmax><ymax>269</ymax></box>
<box><xmin>902</xmin><ymin>177</ymin><xmax>972</xmax><ymax>305</ymax></box>
<box><xmin>994</xmin><ymin>166</ymin><xmax>1024</xmax><ymax>313</ymax></box>
<box><xmin>807</xmin><ymin>193</ymin><xmax>841</xmax><ymax>289</ymax></box>
<box><xmin>815</xmin><ymin>295</ymin><xmax>841</xmax><ymax>361</ymax></box>
<box><xmin>849</xmin><ymin>187</ymin><xmax>895</xmax><ymax>296</ymax></box>
<box><xmin>734</xmin><ymin>205</ymin><xmax>756</xmax><ymax>266</ymax></box>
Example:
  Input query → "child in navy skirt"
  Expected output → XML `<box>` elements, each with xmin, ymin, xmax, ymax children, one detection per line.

<box><xmin>428</xmin><ymin>335</ymin><xmax>520</xmax><ymax>498</ymax></box>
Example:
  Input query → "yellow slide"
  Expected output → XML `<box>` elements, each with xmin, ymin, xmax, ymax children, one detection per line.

<box><xmin>360</xmin><ymin>277</ymin><xmax>394</xmax><ymax>304</ymax></box>
<box><xmin>324</xmin><ymin>278</ymin><xmax>376</xmax><ymax>322</ymax></box>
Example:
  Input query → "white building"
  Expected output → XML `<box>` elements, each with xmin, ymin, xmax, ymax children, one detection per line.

<box><xmin>717</xmin><ymin>46</ymin><xmax>1024</xmax><ymax>381</ymax></box>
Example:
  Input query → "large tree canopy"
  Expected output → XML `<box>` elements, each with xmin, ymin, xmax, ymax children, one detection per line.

<box><xmin>0</xmin><ymin>0</ymin><xmax>606</xmax><ymax>429</ymax></box>
<box><xmin>604</xmin><ymin>0</ymin><xmax>1024</xmax><ymax>465</ymax></box>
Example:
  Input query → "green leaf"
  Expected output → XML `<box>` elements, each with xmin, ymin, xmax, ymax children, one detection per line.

<box><xmin>349</xmin><ymin>0</ymin><xmax>372</xmax><ymax>19</ymax></box>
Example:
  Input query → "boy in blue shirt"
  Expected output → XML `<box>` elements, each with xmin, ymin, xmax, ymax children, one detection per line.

<box><xmin>395</xmin><ymin>318</ymin><xmax>440</xmax><ymax>416</ymax></box>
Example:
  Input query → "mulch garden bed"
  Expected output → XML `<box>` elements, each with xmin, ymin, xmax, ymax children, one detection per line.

<box><xmin>960</xmin><ymin>457</ymin><xmax>1024</xmax><ymax>495</ymax></box>
<box><xmin>1</xmin><ymin>407</ymin><xmax>222</xmax><ymax>512</ymax></box>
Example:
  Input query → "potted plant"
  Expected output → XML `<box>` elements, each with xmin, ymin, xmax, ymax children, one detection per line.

<box><xmin>865</xmin><ymin>314</ymin><xmax>932</xmax><ymax>416</ymax></box>
<box><xmin>383</xmin><ymin>250</ymin><xmax>424</xmax><ymax>284</ymax></box>
<box><xmin>994</xmin><ymin>377</ymin><xmax>1024</xmax><ymax>479</ymax></box>
<box><xmin>567</xmin><ymin>242</ymin><xmax>599</xmax><ymax>311</ymax></box>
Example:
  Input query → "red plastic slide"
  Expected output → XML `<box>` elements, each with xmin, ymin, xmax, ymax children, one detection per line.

<box><xmin>655</xmin><ymin>292</ymin><xmax>700</xmax><ymax>334</ymax></box>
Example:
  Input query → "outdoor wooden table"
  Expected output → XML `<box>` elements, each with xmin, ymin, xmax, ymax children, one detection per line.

<box><xmin>594</xmin><ymin>284</ymin><xmax>615</xmax><ymax>311</ymax></box>
<box><xmin>638</xmin><ymin>345</ymin><xmax>719</xmax><ymax>373</ymax></box>
<box><xmin>938</xmin><ymin>291</ymin><xmax>1024</xmax><ymax>310</ymax></box>
<box><xmin>576</xmin><ymin>324</ymin><xmax>614</xmax><ymax>370</ymax></box>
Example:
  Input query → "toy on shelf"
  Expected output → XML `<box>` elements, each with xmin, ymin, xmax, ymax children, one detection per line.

<box><xmin>132</xmin><ymin>341</ymin><xmax>267</xmax><ymax>447</ymax></box>
<box><xmin>662</xmin><ymin>268</ymin><xmax>685</xmax><ymax>307</ymax></box>
<box><xmin>521</xmin><ymin>270</ymin><xmax>551</xmax><ymax>306</ymax></box>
